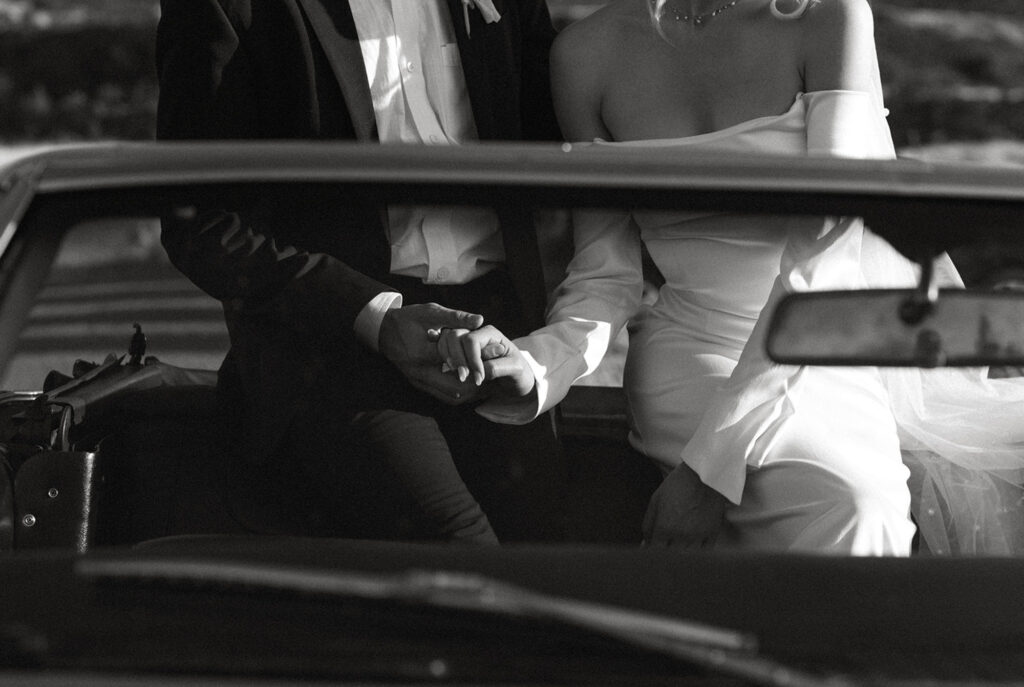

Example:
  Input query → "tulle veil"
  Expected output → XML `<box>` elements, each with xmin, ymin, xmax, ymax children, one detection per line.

<box><xmin>859</xmin><ymin>232</ymin><xmax>1024</xmax><ymax>555</ymax></box>
<box><xmin>807</xmin><ymin>91</ymin><xmax>1024</xmax><ymax>556</ymax></box>
<box><xmin>804</xmin><ymin>90</ymin><xmax>1024</xmax><ymax>556</ymax></box>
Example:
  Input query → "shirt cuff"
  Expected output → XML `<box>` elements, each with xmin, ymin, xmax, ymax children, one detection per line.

<box><xmin>354</xmin><ymin>291</ymin><xmax>403</xmax><ymax>351</ymax></box>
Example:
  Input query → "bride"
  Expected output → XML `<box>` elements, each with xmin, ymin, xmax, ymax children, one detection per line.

<box><xmin>437</xmin><ymin>0</ymin><xmax>1024</xmax><ymax>555</ymax></box>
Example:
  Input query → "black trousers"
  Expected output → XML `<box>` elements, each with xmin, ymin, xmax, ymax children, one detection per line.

<box><xmin>228</xmin><ymin>270</ymin><xmax>569</xmax><ymax>543</ymax></box>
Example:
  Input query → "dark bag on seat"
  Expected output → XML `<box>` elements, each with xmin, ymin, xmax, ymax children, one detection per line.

<box><xmin>13</xmin><ymin>448</ymin><xmax>101</xmax><ymax>552</ymax></box>
<box><xmin>0</xmin><ymin>351</ymin><xmax>220</xmax><ymax>552</ymax></box>
<box><xmin>0</xmin><ymin>388</ymin><xmax>101</xmax><ymax>552</ymax></box>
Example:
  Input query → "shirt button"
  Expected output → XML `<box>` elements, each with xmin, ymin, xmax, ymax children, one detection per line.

<box><xmin>436</xmin><ymin>267</ymin><xmax>450</xmax><ymax>281</ymax></box>
<box><xmin>406</xmin><ymin>62</ymin><xmax>416</xmax><ymax>73</ymax></box>
<box><xmin>429</xmin><ymin>135</ymin><xmax>440</xmax><ymax>143</ymax></box>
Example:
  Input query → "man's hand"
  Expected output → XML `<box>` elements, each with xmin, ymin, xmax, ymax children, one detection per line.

<box><xmin>433</xmin><ymin>324</ymin><xmax>536</xmax><ymax>399</ymax></box>
<box><xmin>643</xmin><ymin>462</ymin><xmax>729</xmax><ymax>549</ymax></box>
<box><xmin>378</xmin><ymin>303</ymin><xmax>485</xmax><ymax>404</ymax></box>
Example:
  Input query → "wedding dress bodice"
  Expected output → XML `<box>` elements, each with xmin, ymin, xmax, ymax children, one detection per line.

<box><xmin>596</xmin><ymin>90</ymin><xmax>890</xmax><ymax>473</ymax></box>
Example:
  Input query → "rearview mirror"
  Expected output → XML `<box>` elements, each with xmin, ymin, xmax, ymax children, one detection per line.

<box><xmin>766</xmin><ymin>290</ymin><xmax>1024</xmax><ymax>367</ymax></box>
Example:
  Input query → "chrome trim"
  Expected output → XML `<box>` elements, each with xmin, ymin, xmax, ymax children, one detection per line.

<box><xmin>0</xmin><ymin>390</ymin><xmax>45</xmax><ymax>404</ymax></box>
<box><xmin>0</xmin><ymin>160</ymin><xmax>46</xmax><ymax>261</ymax></box>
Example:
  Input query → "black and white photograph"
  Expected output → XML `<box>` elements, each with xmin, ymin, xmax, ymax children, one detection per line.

<box><xmin>2</xmin><ymin>0</ymin><xmax>1024</xmax><ymax>684</ymax></box>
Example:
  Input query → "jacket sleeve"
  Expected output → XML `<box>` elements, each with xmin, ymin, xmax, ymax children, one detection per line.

<box><xmin>477</xmin><ymin>206</ymin><xmax>644</xmax><ymax>424</ymax></box>
<box><xmin>156</xmin><ymin>0</ymin><xmax>391</xmax><ymax>340</ymax></box>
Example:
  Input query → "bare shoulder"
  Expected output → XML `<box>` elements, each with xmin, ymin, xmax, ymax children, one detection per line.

<box><xmin>800</xmin><ymin>0</ymin><xmax>874</xmax><ymax>42</ymax></box>
<box><xmin>550</xmin><ymin>2</ymin><xmax>632</xmax><ymax>140</ymax></box>
<box><xmin>551</xmin><ymin>1</ymin><xmax>634</xmax><ymax>70</ymax></box>
<box><xmin>551</xmin><ymin>0</ymin><xmax>656</xmax><ymax>96</ymax></box>
<box><xmin>798</xmin><ymin>0</ymin><xmax>879</xmax><ymax>93</ymax></box>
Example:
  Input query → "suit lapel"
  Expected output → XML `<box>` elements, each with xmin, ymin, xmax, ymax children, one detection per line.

<box><xmin>447</xmin><ymin>0</ymin><xmax>514</xmax><ymax>141</ymax></box>
<box><xmin>296</xmin><ymin>0</ymin><xmax>377</xmax><ymax>141</ymax></box>
<box><xmin>296</xmin><ymin>0</ymin><xmax>512</xmax><ymax>142</ymax></box>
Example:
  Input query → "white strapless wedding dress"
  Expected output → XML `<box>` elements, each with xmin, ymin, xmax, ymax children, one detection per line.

<box><xmin>600</xmin><ymin>91</ymin><xmax>1024</xmax><ymax>555</ymax></box>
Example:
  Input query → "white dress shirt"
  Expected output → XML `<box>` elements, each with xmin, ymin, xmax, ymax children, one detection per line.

<box><xmin>349</xmin><ymin>0</ymin><xmax>503</xmax><ymax>349</ymax></box>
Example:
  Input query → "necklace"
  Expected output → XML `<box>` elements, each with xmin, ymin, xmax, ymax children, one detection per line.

<box><xmin>663</xmin><ymin>0</ymin><xmax>742</xmax><ymax>26</ymax></box>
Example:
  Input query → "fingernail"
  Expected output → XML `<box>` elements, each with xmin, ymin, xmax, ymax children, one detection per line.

<box><xmin>458</xmin><ymin>366</ymin><xmax>469</xmax><ymax>382</ymax></box>
<box><xmin>474</xmin><ymin>371</ymin><xmax>484</xmax><ymax>386</ymax></box>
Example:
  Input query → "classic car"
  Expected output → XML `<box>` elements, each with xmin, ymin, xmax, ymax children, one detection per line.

<box><xmin>2</xmin><ymin>141</ymin><xmax>1024</xmax><ymax>685</ymax></box>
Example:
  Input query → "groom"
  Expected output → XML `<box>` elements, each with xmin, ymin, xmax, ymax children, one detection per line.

<box><xmin>155</xmin><ymin>0</ymin><xmax>566</xmax><ymax>541</ymax></box>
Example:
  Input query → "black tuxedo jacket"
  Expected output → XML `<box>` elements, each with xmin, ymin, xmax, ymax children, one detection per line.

<box><xmin>155</xmin><ymin>0</ymin><xmax>562</xmax><ymax>457</ymax></box>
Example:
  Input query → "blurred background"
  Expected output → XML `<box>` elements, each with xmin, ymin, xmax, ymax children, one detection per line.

<box><xmin>2</xmin><ymin>0</ymin><xmax>1023</xmax><ymax>391</ymax></box>
<box><xmin>1</xmin><ymin>0</ymin><xmax>1024</xmax><ymax>163</ymax></box>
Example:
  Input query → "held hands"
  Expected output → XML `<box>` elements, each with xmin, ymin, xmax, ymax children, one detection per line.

<box><xmin>378</xmin><ymin>303</ymin><xmax>486</xmax><ymax>404</ymax></box>
<box><xmin>431</xmin><ymin>324</ymin><xmax>537</xmax><ymax>401</ymax></box>
<box><xmin>643</xmin><ymin>462</ymin><xmax>730</xmax><ymax>549</ymax></box>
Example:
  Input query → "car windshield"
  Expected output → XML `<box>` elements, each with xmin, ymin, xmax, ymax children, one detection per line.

<box><xmin>1</xmin><ymin>215</ymin><xmax>227</xmax><ymax>391</ymax></box>
<box><xmin>2</xmin><ymin>141</ymin><xmax>1024</xmax><ymax>684</ymax></box>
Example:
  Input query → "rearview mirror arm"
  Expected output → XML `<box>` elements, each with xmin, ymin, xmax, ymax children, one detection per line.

<box><xmin>899</xmin><ymin>255</ymin><xmax>938</xmax><ymax>326</ymax></box>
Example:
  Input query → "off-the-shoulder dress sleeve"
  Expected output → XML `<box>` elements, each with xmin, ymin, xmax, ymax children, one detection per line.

<box><xmin>803</xmin><ymin>89</ymin><xmax>895</xmax><ymax>159</ymax></box>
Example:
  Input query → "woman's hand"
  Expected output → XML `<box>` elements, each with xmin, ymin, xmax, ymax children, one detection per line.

<box><xmin>431</xmin><ymin>324</ymin><xmax>536</xmax><ymax>399</ymax></box>
<box><xmin>643</xmin><ymin>462</ymin><xmax>729</xmax><ymax>549</ymax></box>
<box><xmin>379</xmin><ymin>303</ymin><xmax>486</xmax><ymax>404</ymax></box>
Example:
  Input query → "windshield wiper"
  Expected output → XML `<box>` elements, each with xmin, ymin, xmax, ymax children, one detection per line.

<box><xmin>77</xmin><ymin>557</ymin><xmax>853</xmax><ymax>687</ymax></box>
